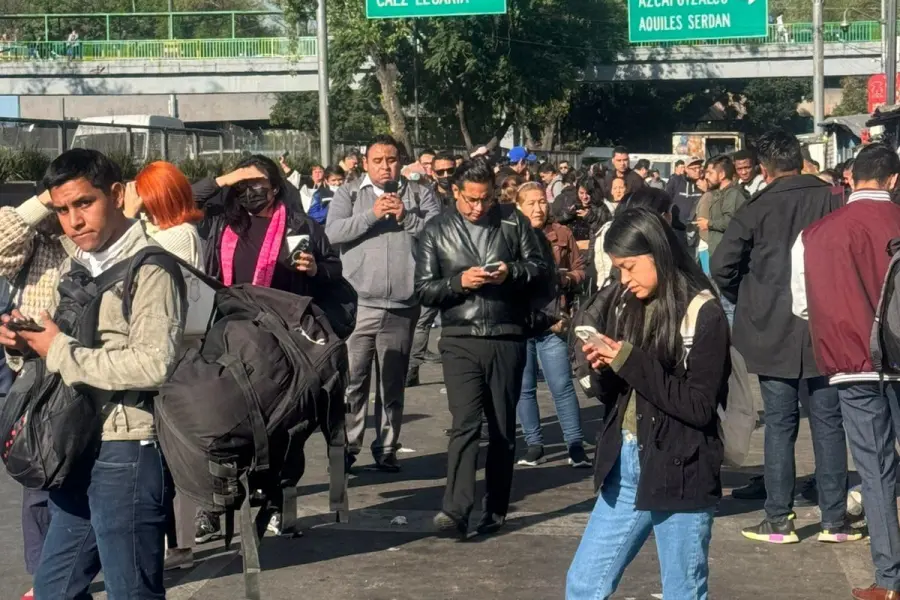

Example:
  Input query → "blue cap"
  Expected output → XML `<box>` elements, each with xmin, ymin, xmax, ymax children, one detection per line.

<box><xmin>508</xmin><ymin>146</ymin><xmax>537</xmax><ymax>163</ymax></box>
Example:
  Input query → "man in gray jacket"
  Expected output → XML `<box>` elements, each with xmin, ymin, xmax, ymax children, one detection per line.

<box><xmin>325</xmin><ymin>135</ymin><xmax>440</xmax><ymax>472</ymax></box>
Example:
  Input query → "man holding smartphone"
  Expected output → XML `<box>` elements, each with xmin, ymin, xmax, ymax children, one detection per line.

<box><xmin>415</xmin><ymin>157</ymin><xmax>549</xmax><ymax>536</ymax></box>
<box><xmin>325</xmin><ymin>135</ymin><xmax>440</xmax><ymax>472</ymax></box>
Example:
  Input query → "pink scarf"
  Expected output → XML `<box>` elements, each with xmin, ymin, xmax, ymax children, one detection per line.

<box><xmin>220</xmin><ymin>203</ymin><xmax>287</xmax><ymax>287</ymax></box>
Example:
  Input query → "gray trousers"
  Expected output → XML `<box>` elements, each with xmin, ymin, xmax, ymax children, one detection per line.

<box><xmin>409</xmin><ymin>305</ymin><xmax>439</xmax><ymax>369</ymax></box>
<box><xmin>838</xmin><ymin>381</ymin><xmax>900</xmax><ymax>589</ymax></box>
<box><xmin>345</xmin><ymin>305</ymin><xmax>419</xmax><ymax>458</ymax></box>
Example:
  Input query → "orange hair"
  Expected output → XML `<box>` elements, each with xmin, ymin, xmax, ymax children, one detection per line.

<box><xmin>135</xmin><ymin>161</ymin><xmax>203</xmax><ymax>230</ymax></box>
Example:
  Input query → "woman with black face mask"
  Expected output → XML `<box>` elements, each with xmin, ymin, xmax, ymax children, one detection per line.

<box><xmin>189</xmin><ymin>154</ymin><xmax>354</xmax><ymax>543</ymax></box>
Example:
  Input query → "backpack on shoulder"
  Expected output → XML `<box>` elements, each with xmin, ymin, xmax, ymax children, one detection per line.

<box><xmin>870</xmin><ymin>237</ymin><xmax>900</xmax><ymax>383</ymax></box>
<box><xmin>152</xmin><ymin>250</ymin><xmax>349</xmax><ymax>600</ymax></box>
<box><xmin>0</xmin><ymin>248</ymin><xmax>186</xmax><ymax>490</ymax></box>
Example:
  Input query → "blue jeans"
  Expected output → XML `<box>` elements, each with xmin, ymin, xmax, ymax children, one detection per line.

<box><xmin>34</xmin><ymin>441</ymin><xmax>170</xmax><ymax>600</ymax></box>
<box><xmin>566</xmin><ymin>433</ymin><xmax>714</xmax><ymax>600</ymax></box>
<box><xmin>838</xmin><ymin>382</ymin><xmax>900</xmax><ymax>589</ymax></box>
<box><xmin>517</xmin><ymin>333</ymin><xmax>584</xmax><ymax>448</ymax></box>
<box><xmin>759</xmin><ymin>376</ymin><xmax>847</xmax><ymax>527</ymax></box>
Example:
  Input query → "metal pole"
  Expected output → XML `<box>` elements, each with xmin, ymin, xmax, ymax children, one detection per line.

<box><xmin>168</xmin><ymin>94</ymin><xmax>178</xmax><ymax>118</ymax></box>
<box><xmin>413</xmin><ymin>19</ymin><xmax>420</xmax><ymax>146</ymax></box>
<box><xmin>813</xmin><ymin>0</ymin><xmax>825</xmax><ymax>134</ymax></box>
<box><xmin>316</xmin><ymin>0</ymin><xmax>331</xmax><ymax>166</ymax></box>
<box><xmin>168</xmin><ymin>0</ymin><xmax>175</xmax><ymax>39</ymax></box>
<box><xmin>888</xmin><ymin>0</ymin><xmax>898</xmax><ymax>105</ymax></box>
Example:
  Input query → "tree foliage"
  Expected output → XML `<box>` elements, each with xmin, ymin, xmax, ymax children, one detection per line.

<box><xmin>0</xmin><ymin>0</ymin><xmax>276</xmax><ymax>42</ymax></box>
<box><xmin>270</xmin><ymin>82</ymin><xmax>389</xmax><ymax>141</ymax></box>
<box><xmin>831</xmin><ymin>76</ymin><xmax>869</xmax><ymax>117</ymax></box>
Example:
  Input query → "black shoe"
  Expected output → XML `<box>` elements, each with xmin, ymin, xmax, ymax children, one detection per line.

<box><xmin>406</xmin><ymin>368</ymin><xmax>420</xmax><ymax>388</ymax></box>
<box><xmin>434</xmin><ymin>511</ymin><xmax>467</xmax><ymax>537</ymax></box>
<box><xmin>476</xmin><ymin>512</ymin><xmax>506</xmax><ymax>535</ymax></box>
<box><xmin>374</xmin><ymin>453</ymin><xmax>401</xmax><ymax>473</ymax></box>
<box><xmin>345</xmin><ymin>452</ymin><xmax>357</xmax><ymax>474</ymax></box>
<box><xmin>732</xmin><ymin>475</ymin><xmax>766</xmax><ymax>500</ymax></box>
<box><xmin>517</xmin><ymin>445</ymin><xmax>545</xmax><ymax>466</ymax></box>
<box><xmin>794</xmin><ymin>477</ymin><xmax>818</xmax><ymax>508</ymax></box>
<box><xmin>423</xmin><ymin>350</ymin><xmax>442</xmax><ymax>364</ymax></box>
<box><xmin>194</xmin><ymin>510</ymin><xmax>222</xmax><ymax>544</ymax></box>
<box><xmin>568</xmin><ymin>444</ymin><xmax>592</xmax><ymax>468</ymax></box>
<box><xmin>741</xmin><ymin>518</ymin><xmax>799</xmax><ymax>544</ymax></box>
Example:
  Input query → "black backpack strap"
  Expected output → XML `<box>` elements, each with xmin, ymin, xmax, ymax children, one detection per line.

<box><xmin>350</xmin><ymin>191</ymin><xmax>358</xmax><ymax>209</ymax></box>
<box><xmin>218</xmin><ymin>354</ymin><xmax>270</xmax><ymax>472</ymax></box>
<box><xmin>238</xmin><ymin>471</ymin><xmax>262</xmax><ymax>600</ymax></box>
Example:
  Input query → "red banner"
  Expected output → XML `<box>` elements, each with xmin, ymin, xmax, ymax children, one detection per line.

<box><xmin>868</xmin><ymin>74</ymin><xmax>900</xmax><ymax>113</ymax></box>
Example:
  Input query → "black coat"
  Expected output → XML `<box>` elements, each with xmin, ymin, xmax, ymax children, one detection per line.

<box><xmin>414</xmin><ymin>203</ymin><xmax>550</xmax><ymax>338</ymax></box>
<box><xmin>191</xmin><ymin>178</ymin><xmax>356</xmax><ymax>335</ymax></box>
<box><xmin>710</xmin><ymin>175</ymin><xmax>844</xmax><ymax>379</ymax></box>
<box><xmin>589</xmin><ymin>294</ymin><xmax>730</xmax><ymax>512</ymax></box>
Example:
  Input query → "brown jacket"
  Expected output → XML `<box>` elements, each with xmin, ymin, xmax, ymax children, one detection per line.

<box><xmin>543</xmin><ymin>222</ymin><xmax>585</xmax><ymax>313</ymax></box>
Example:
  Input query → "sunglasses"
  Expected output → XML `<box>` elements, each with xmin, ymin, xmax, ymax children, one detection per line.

<box><xmin>435</xmin><ymin>168</ymin><xmax>456</xmax><ymax>176</ymax></box>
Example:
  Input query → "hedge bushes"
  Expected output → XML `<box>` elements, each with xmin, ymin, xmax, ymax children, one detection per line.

<box><xmin>0</xmin><ymin>148</ymin><xmax>313</xmax><ymax>185</ymax></box>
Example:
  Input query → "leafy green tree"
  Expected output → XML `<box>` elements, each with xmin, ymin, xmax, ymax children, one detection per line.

<box><xmin>270</xmin><ymin>81</ymin><xmax>388</xmax><ymax>141</ymax></box>
<box><xmin>830</xmin><ymin>76</ymin><xmax>869</xmax><ymax>116</ymax></box>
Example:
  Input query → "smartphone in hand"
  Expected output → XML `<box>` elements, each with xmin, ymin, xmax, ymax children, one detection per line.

<box><xmin>483</xmin><ymin>261</ymin><xmax>502</xmax><ymax>274</ymax></box>
<box><xmin>6</xmin><ymin>317</ymin><xmax>45</xmax><ymax>333</ymax></box>
<box><xmin>574</xmin><ymin>326</ymin><xmax>611</xmax><ymax>351</ymax></box>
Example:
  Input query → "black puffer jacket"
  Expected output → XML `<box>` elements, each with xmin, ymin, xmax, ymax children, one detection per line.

<box><xmin>414</xmin><ymin>203</ymin><xmax>550</xmax><ymax>338</ymax></box>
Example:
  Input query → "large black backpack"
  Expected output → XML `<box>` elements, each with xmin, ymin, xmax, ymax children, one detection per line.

<box><xmin>0</xmin><ymin>249</ymin><xmax>185</xmax><ymax>490</ymax></box>
<box><xmin>871</xmin><ymin>238</ymin><xmax>900</xmax><ymax>383</ymax></box>
<box><xmin>155</xmin><ymin>266</ymin><xmax>349</xmax><ymax>600</ymax></box>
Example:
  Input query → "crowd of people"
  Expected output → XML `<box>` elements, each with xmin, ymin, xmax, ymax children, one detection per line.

<box><xmin>0</xmin><ymin>130</ymin><xmax>898</xmax><ymax>600</ymax></box>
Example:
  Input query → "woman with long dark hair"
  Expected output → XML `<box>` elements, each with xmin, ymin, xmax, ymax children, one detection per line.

<box><xmin>567</xmin><ymin>208</ymin><xmax>730</xmax><ymax>600</ymax></box>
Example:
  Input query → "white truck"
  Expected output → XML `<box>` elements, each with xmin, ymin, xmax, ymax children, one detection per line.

<box><xmin>70</xmin><ymin>115</ymin><xmax>194</xmax><ymax>162</ymax></box>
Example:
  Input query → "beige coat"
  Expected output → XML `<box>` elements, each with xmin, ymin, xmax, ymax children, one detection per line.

<box><xmin>46</xmin><ymin>221</ymin><xmax>186</xmax><ymax>441</ymax></box>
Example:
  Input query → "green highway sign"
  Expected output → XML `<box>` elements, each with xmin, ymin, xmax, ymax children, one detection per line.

<box><xmin>366</xmin><ymin>0</ymin><xmax>507</xmax><ymax>19</ymax></box>
<box><xmin>628</xmin><ymin>0</ymin><xmax>768</xmax><ymax>43</ymax></box>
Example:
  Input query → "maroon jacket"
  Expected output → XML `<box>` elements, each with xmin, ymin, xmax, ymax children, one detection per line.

<box><xmin>804</xmin><ymin>193</ymin><xmax>900</xmax><ymax>377</ymax></box>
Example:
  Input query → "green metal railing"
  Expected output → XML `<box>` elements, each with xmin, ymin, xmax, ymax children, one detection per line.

<box><xmin>0</xmin><ymin>15</ymin><xmax>890</xmax><ymax>62</ymax></box>
<box><xmin>0</xmin><ymin>10</ymin><xmax>286</xmax><ymax>42</ymax></box>
<box><xmin>0</xmin><ymin>37</ymin><xmax>316</xmax><ymax>61</ymax></box>
<box><xmin>626</xmin><ymin>20</ymin><xmax>885</xmax><ymax>48</ymax></box>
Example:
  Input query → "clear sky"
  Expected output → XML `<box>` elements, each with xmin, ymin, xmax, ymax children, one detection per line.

<box><xmin>0</xmin><ymin>96</ymin><xmax>19</xmax><ymax>118</ymax></box>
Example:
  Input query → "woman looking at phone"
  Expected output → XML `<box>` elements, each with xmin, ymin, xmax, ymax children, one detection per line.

<box><xmin>566</xmin><ymin>207</ymin><xmax>730</xmax><ymax>600</ymax></box>
<box><xmin>514</xmin><ymin>182</ymin><xmax>590</xmax><ymax>468</ymax></box>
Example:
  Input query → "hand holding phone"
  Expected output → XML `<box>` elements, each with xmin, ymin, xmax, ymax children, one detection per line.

<box><xmin>483</xmin><ymin>261</ymin><xmax>502</xmax><ymax>274</ymax></box>
<box><xmin>574</xmin><ymin>326</ymin><xmax>611</xmax><ymax>351</ymax></box>
<box><xmin>6</xmin><ymin>317</ymin><xmax>45</xmax><ymax>333</ymax></box>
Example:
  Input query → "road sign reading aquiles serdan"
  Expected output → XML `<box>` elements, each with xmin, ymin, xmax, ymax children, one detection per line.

<box><xmin>367</xmin><ymin>0</ymin><xmax>507</xmax><ymax>19</ymax></box>
<box><xmin>628</xmin><ymin>0</ymin><xmax>768</xmax><ymax>43</ymax></box>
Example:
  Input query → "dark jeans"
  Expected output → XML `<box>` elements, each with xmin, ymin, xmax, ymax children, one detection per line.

<box><xmin>440</xmin><ymin>335</ymin><xmax>527</xmax><ymax>522</ymax></box>
<box><xmin>409</xmin><ymin>305</ymin><xmax>439</xmax><ymax>369</ymax></box>
<box><xmin>22</xmin><ymin>488</ymin><xmax>51</xmax><ymax>575</ymax></box>
<box><xmin>838</xmin><ymin>382</ymin><xmax>900</xmax><ymax>589</ymax></box>
<box><xmin>34</xmin><ymin>441</ymin><xmax>170</xmax><ymax>600</ymax></box>
<box><xmin>759</xmin><ymin>376</ymin><xmax>847</xmax><ymax>527</ymax></box>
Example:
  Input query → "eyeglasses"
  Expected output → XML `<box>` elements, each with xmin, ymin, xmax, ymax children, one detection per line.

<box><xmin>459</xmin><ymin>192</ymin><xmax>494</xmax><ymax>208</ymax></box>
<box><xmin>435</xmin><ymin>168</ymin><xmax>456</xmax><ymax>176</ymax></box>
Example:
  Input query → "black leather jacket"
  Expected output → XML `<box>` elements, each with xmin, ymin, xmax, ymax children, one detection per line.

<box><xmin>414</xmin><ymin>203</ymin><xmax>550</xmax><ymax>338</ymax></box>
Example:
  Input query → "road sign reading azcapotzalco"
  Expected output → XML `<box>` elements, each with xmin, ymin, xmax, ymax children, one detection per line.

<box><xmin>628</xmin><ymin>0</ymin><xmax>768</xmax><ymax>43</ymax></box>
<box><xmin>366</xmin><ymin>0</ymin><xmax>507</xmax><ymax>19</ymax></box>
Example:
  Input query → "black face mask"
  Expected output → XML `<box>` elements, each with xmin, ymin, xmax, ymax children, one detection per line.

<box><xmin>436</xmin><ymin>176</ymin><xmax>452</xmax><ymax>190</ymax></box>
<box><xmin>238</xmin><ymin>187</ymin><xmax>272</xmax><ymax>215</ymax></box>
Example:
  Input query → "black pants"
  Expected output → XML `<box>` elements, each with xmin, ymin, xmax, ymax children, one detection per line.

<box><xmin>440</xmin><ymin>335</ymin><xmax>527</xmax><ymax>522</ymax></box>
